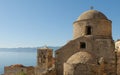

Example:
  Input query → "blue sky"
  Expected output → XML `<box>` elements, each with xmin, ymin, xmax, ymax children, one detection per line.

<box><xmin>0</xmin><ymin>0</ymin><xmax>119</xmax><ymax>48</ymax></box>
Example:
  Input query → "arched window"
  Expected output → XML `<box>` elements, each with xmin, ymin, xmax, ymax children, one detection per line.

<box><xmin>86</xmin><ymin>26</ymin><xmax>92</xmax><ymax>35</ymax></box>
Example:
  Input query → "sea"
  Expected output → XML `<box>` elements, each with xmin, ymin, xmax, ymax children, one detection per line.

<box><xmin>0</xmin><ymin>51</ymin><xmax>36</xmax><ymax>74</ymax></box>
<box><xmin>0</xmin><ymin>47</ymin><xmax>58</xmax><ymax>75</ymax></box>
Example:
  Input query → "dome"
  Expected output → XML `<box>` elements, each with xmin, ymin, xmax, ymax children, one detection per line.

<box><xmin>67</xmin><ymin>52</ymin><xmax>95</xmax><ymax>64</ymax></box>
<box><xmin>77</xmin><ymin>10</ymin><xmax>108</xmax><ymax>21</ymax></box>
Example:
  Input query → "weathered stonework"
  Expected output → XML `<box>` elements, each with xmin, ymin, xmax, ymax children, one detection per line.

<box><xmin>35</xmin><ymin>47</ymin><xmax>55</xmax><ymax>75</ymax></box>
<box><xmin>73</xmin><ymin>10</ymin><xmax>112</xmax><ymax>39</ymax></box>
<box><xmin>37</xmin><ymin>47</ymin><xmax>53</xmax><ymax>69</ymax></box>
<box><xmin>115</xmin><ymin>40</ymin><xmax>120</xmax><ymax>75</ymax></box>
<box><xmin>55</xmin><ymin>10</ymin><xmax>116</xmax><ymax>75</ymax></box>
<box><xmin>4</xmin><ymin>47</ymin><xmax>55</xmax><ymax>75</ymax></box>
<box><xmin>4</xmin><ymin>64</ymin><xmax>34</xmax><ymax>75</ymax></box>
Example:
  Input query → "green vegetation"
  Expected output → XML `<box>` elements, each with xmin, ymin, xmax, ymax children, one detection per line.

<box><xmin>20</xmin><ymin>71</ymin><xmax>26</xmax><ymax>75</ymax></box>
<box><xmin>17</xmin><ymin>71</ymin><xmax>26</xmax><ymax>75</ymax></box>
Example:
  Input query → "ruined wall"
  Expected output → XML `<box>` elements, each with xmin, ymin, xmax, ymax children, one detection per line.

<box><xmin>35</xmin><ymin>48</ymin><xmax>55</xmax><ymax>75</ymax></box>
<box><xmin>4</xmin><ymin>65</ymin><xmax>34</xmax><ymax>75</ymax></box>
<box><xmin>37</xmin><ymin>48</ymin><xmax>53</xmax><ymax>69</ymax></box>
<box><xmin>94</xmin><ymin>38</ymin><xmax>115</xmax><ymax>75</ymax></box>
<box><xmin>35</xmin><ymin>65</ymin><xmax>56</xmax><ymax>75</ymax></box>
<box><xmin>26</xmin><ymin>67</ymin><xmax>35</xmax><ymax>75</ymax></box>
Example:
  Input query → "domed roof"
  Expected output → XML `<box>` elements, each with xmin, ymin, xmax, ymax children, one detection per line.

<box><xmin>67</xmin><ymin>52</ymin><xmax>95</xmax><ymax>64</ymax></box>
<box><xmin>77</xmin><ymin>10</ymin><xmax>107</xmax><ymax>21</ymax></box>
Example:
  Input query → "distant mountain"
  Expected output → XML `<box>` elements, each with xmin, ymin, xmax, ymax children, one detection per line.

<box><xmin>0</xmin><ymin>46</ymin><xmax>60</xmax><ymax>52</ymax></box>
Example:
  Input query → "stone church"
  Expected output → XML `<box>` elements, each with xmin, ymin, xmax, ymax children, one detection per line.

<box><xmin>55</xmin><ymin>9</ymin><xmax>116</xmax><ymax>75</ymax></box>
<box><xmin>4</xmin><ymin>9</ymin><xmax>119</xmax><ymax>75</ymax></box>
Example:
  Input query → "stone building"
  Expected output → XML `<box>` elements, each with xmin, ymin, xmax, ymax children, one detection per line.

<box><xmin>35</xmin><ymin>47</ymin><xmax>55</xmax><ymax>75</ymax></box>
<box><xmin>55</xmin><ymin>9</ymin><xmax>116</xmax><ymax>75</ymax></box>
<box><xmin>4</xmin><ymin>64</ymin><xmax>34</xmax><ymax>75</ymax></box>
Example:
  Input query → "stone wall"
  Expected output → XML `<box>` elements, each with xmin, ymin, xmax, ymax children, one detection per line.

<box><xmin>115</xmin><ymin>40</ymin><xmax>120</xmax><ymax>75</ymax></box>
<box><xmin>55</xmin><ymin>36</ymin><xmax>94</xmax><ymax>75</ymax></box>
<box><xmin>37</xmin><ymin>48</ymin><xmax>53</xmax><ymax>69</ymax></box>
<box><xmin>94</xmin><ymin>38</ymin><xmax>115</xmax><ymax>75</ymax></box>
<box><xmin>35</xmin><ymin>65</ymin><xmax>56</xmax><ymax>75</ymax></box>
<box><xmin>56</xmin><ymin>36</ymin><xmax>116</xmax><ymax>75</ymax></box>
<box><xmin>4</xmin><ymin>64</ymin><xmax>34</xmax><ymax>75</ymax></box>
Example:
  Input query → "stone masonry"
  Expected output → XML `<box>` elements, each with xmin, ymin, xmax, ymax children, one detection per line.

<box><xmin>55</xmin><ymin>9</ymin><xmax>116</xmax><ymax>75</ymax></box>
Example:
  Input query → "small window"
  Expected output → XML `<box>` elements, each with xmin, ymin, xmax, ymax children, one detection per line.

<box><xmin>80</xmin><ymin>42</ymin><xmax>86</xmax><ymax>49</ymax></box>
<box><xmin>86</xmin><ymin>26</ymin><xmax>92</xmax><ymax>35</ymax></box>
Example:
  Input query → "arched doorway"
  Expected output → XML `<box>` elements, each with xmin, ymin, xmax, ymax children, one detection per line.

<box><xmin>74</xmin><ymin>64</ymin><xmax>91</xmax><ymax>75</ymax></box>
